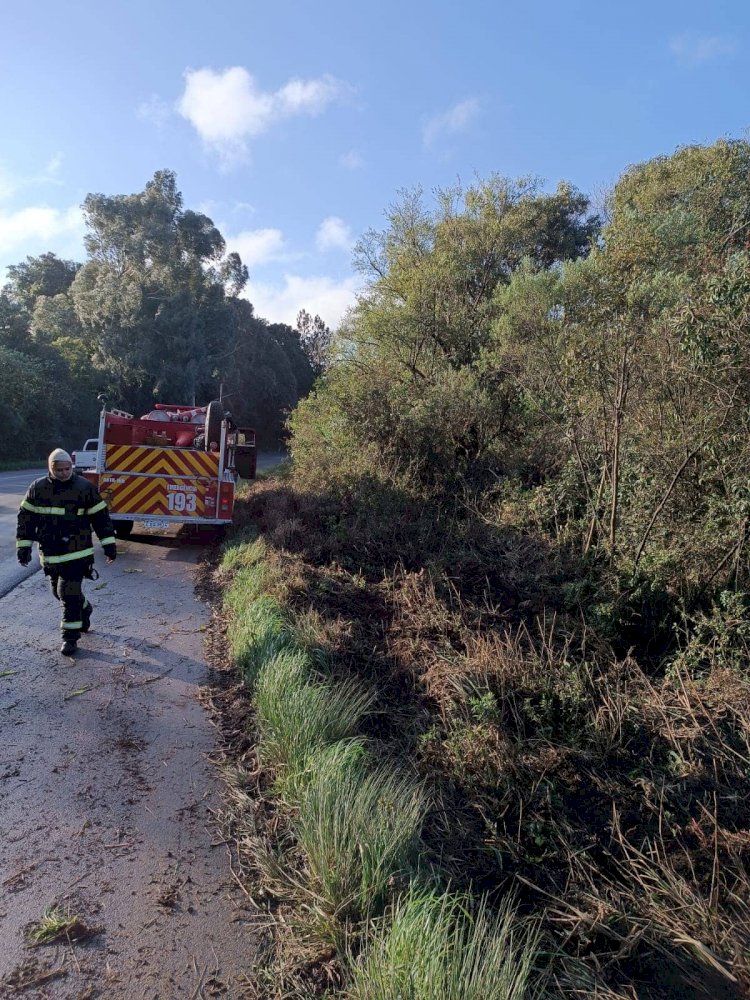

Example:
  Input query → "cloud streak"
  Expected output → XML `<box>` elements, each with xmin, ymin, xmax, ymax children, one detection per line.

<box><xmin>316</xmin><ymin>216</ymin><xmax>354</xmax><ymax>253</ymax></box>
<box><xmin>226</xmin><ymin>227</ymin><xmax>285</xmax><ymax>268</ymax></box>
<box><xmin>339</xmin><ymin>149</ymin><xmax>364</xmax><ymax>169</ymax></box>
<box><xmin>244</xmin><ymin>272</ymin><xmax>359</xmax><ymax>329</ymax></box>
<box><xmin>669</xmin><ymin>32</ymin><xmax>738</xmax><ymax>65</ymax></box>
<box><xmin>177</xmin><ymin>67</ymin><xmax>351</xmax><ymax>164</ymax></box>
<box><xmin>423</xmin><ymin>97</ymin><xmax>480</xmax><ymax>147</ymax></box>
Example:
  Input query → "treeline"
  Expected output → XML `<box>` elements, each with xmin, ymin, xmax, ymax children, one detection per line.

<box><xmin>291</xmin><ymin>139</ymin><xmax>750</xmax><ymax>642</ymax></box>
<box><xmin>0</xmin><ymin>170</ymin><xmax>319</xmax><ymax>459</ymax></box>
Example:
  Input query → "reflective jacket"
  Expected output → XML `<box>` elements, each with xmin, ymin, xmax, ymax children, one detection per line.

<box><xmin>16</xmin><ymin>474</ymin><xmax>116</xmax><ymax>572</ymax></box>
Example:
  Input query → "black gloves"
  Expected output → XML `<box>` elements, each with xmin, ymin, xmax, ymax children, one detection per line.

<box><xmin>17</xmin><ymin>547</ymin><xmax>32</xmax><ymax>566</ymax></box>
<box><xmin>103</xmin><ymin>544</ymin><xmax>117</xmax><ymax>561</ymax></box>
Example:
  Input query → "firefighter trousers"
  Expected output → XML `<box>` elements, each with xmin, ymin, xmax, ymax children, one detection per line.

<box><xmin>49</xmin><ymin>566</ymin><xmax>92</xmax><ymax>642</ymax></box>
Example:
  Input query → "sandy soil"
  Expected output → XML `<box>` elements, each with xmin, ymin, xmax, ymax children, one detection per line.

<box><xmin>0</xmin><ymin>529</ymin><xmax>260</xmax><ymax>999</ymax></box>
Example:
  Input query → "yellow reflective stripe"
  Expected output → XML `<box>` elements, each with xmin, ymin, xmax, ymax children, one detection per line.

<box><xmin>22</xmin><ymin>500</ymin><xmax>93</xmax><ymax>516</ymax></box>
<box><xmin>43</xmin><ymin>547</ymin><xmax>95</xmax><ymax>565</ymax></box>
<box><xmin>21</xmin><ymin>501</ymin><xmax>67</xmax><ymax>515</ymax></box>
<box><xmin>16</xmin><ymin>539</ymin><xmax>32</xmax><ymax>547</ymax></box>
<box><xmin>21</xmin><ymin>500</ymin><xmax>65</xmax><ymax>514</ymax></box>
<box><xmin>63</xmin><ymin>621</ymin><xmax>83</xmax><ymax>629</ymax></box>
<box><xmin>99</xmin><ymin>536</ymin><xmax>116</xmax><ymax>546</ymax></box>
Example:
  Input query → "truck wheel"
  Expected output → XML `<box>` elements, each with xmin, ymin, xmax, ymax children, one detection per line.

<box><xmin>205</xmin><ymin>400</ymin><xmax>223</xmax><ymax>452</ymax></box>
<box><xmin>114</xmin><ymin>520</ymin><xmax>134</xmax><ymax>539</ymax></box>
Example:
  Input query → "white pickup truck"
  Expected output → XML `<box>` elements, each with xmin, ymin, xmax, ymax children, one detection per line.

<box><xmin>72</xmin><ymin>438</ymin><xmax>99</xmax><ymax>471</ymax></box>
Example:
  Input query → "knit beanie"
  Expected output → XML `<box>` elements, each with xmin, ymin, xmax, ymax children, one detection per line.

<box><xmin>48</xmin><ymin>448</ymin><xmax>72</xmax><ymax>470</ymax></box>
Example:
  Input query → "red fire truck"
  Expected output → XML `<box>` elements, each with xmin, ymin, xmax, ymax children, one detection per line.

<box><xmin>82</xmin><ymin>401</ymin><xmax>256</xmax><ymax>538</ymax></box>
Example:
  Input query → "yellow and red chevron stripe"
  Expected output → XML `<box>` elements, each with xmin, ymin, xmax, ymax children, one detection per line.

<box><xmin>105</xmin><ymin>476</ymin><xmax>215</xmax><ymax>518</ymax></box>
<box><xmin>105</xmin><ymin>444</ymin><xmax>219</xmax><ymax>478</ymax></box>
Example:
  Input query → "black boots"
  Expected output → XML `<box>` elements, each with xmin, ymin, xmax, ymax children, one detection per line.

<box><xmin>60</xmin><ymin>639</ymin><xmax>77</xmax><ymax>656</ymax></box>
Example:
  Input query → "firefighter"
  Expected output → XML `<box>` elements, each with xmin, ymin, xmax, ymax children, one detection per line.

<box><xmin>16</xmin><ymin>449</ymin><xmax>117</xmax><ymax>656</ymax></box>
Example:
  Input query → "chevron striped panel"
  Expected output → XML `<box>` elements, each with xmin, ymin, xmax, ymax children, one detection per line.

<box><xmin>102</xmin><ymin>476</ymin><xmax>215</xmax><ymax>518</ymax></box>
<box><xmin>105</xmin><ymin>444</ymin><xmax>219</xmax><ymax>479</ymax></box>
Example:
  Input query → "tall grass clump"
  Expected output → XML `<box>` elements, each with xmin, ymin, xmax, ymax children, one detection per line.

<box><xmin>227</xmin><ymin>594</ymin><xmax>293</xmax><ymax>687</ymax></box>
<box><xmin>222</xmin><ymin>545</ymin><xmax>270</xmax><ymax>611</ymax></box>
<box><xmin>254</xmin><ymin>648</ymin><xmax>375</xmax><ymax>793</ymax></box>
<box><xmin>347</xmin><ymin>886</ymin><xmax>546</xmax><ymax>1000</ymax></box>
<box><xmin>220</xmin><ymin>532</ymin><xmax>266</xmax><ymax>574</ymax></box>
<box><xmin>294</xmin><ymin>743</ymin><xmax>429</xmax><ymax>929</ymax></box>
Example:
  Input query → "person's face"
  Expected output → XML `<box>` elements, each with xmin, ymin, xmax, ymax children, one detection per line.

<box><xmin>51</xmin><ymin>461</ymin><xmax>73</xmax><ymax>481</ymax></box>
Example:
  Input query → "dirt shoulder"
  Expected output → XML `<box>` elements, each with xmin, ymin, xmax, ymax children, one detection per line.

<box><xmin>0</xmin><ymin>530</ymin><xmax>260</xmax><ymax>999</ymax></box>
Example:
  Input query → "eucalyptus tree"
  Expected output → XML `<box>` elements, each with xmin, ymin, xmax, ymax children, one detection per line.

<box><xmin>71</xmin><ymin>169</ymin><xmax>247</xmax><ymax>407</ymax></box>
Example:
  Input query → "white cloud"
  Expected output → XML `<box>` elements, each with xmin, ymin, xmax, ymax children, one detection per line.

<box><xmin>423</xmin><ymin>97</ymin><xmax>480</xmax><ymax>147</ymax></box>
<box><xmin>669</xmin><ymin>33</ymin><xmax>738</xmax><ymax>64</ymax></box>
<box><xmin>316</xmin><ymin>216</ymin><xmax>354</xmax><ymax>253</ymax></box>
<box><xmin>276</xmin><ymin>75</ymin><xmax>343</xmax><ymax>115</ymax></box>
<box><xmin>177</xmin><ymin>66</ymin><xmax>350</xmax><ymax>163</ymax></box>
<box><xmin>227</xmin><ymin>227</ymin><xmax>285</xmax><ymax>268</ymax></box>
<box><xmin>0</xmin><ymin>167</ymin><xmax>16</xmax><ymax>202</ymax></box>
<box><xmin>44</xmin><ymin>154</ymin><xmax>64</xmax><ymax>180</ymax></box>
<box><xmin>244</xmin><ymin>273</ymin><xmax>359</xmax><ymax>329</ymax></box>
<box><xmin>339</xmin><ymin>149</ymin><xmax>364</xmax><ymax>169</ymax></box>
<box><xmin>0</xmin><ymin>205</ymin><xmax>84</xmax><ymax>258</ymax></box>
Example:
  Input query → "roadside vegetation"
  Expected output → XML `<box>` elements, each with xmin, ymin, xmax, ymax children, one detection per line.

<box><xmin>212</xmin><ymin>138</ymin><xmax>750</xmax><ymax>999</ymax></box>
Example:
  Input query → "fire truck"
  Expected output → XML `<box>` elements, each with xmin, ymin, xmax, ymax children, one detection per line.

<box><xmin>81</xmin><ymin>400</ymin><xmax>256</xmax><ymax>538</ymax></box>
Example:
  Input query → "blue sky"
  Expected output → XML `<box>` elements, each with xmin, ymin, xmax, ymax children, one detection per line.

<box><xmin>1</xmin><ymin>0</ymin><xmax>748</xmax><ymax>328</ymax></box>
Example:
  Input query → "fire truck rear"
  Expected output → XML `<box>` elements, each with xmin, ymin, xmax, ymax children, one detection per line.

<box><xmin>82</xmin><ymin>401</ymin><xmax>256</xmax><ymax>537</ymax></box>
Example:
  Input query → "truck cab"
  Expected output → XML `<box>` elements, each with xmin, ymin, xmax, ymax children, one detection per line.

<box><xmin>72</xmin><ymin>438</ymin><xmax>99</xmax><ymax>471</ymax></box>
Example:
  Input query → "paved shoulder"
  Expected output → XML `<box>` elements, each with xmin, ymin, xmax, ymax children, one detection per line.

<box><xmin>0</xmin><ymin>533</ymin><xmax>259</xmax><ymax>997</ymax></box>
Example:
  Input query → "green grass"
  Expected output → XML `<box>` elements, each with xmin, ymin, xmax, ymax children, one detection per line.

<box><xmin>220</xmin><ymin>533</ymin><xmax>267</xmax><ymax>576</ymax></box>
<box><xmin>254</xmin><ymin>648</ymin><xmax>375</xmax><ymax>793</ymax></box>
<box><xmin>294</xmin><ymin>742</ymin><xmax>429</xmax><ymax>927</ymax></box>
<box><xmin>25</xmin><ymin>904</ymin><xmax>93</xmax><ymax>946</ymax></box>
<box><xmin>347</xmin><ymin>885</ymin><xmax>546</xmax><ymax>1000</ymax></box>
<box><xmin>227</xmin><ymin>594</ymin><xmax>294</xmax><ymax>687</ymax></box>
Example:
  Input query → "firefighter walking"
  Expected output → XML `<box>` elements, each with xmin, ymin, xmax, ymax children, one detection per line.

<box><xmin>16</xmin><ymin>449</ymin><xmax>117</xmax><ymax>656</ymax></box>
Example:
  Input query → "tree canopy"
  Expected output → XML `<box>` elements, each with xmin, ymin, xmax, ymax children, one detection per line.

<box><xmin>0</xmin><ymin>170</ymin><xmax>317</xmax><ymax>456</ymax></box>
<box><xmin>290</xmin><ymin>140</ymin><xmax>750</xmax><ymax>634</ymax></box>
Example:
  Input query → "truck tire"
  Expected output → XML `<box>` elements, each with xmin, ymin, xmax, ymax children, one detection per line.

<box><xmin>114</xmin><ymin>520</ymin><xmax>134</xmax><ymax>539</ymax></box>
<box><xmin>205</xmin><ymin>400</ymin><xmax>223</xmax><ymax>452</ymax></box>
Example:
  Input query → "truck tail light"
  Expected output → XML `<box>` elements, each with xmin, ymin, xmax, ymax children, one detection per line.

<box><xmin>219</xmin><ymin>482</ymin><xmax>234</xmax><ymax>518</ymax></box>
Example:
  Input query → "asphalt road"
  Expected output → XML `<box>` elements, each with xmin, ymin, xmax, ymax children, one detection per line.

<box><xmin>0</xmin><ymin>460</ymin><xmax>284</xmax><ymax>996</ymax></box>
<box><xmin>0</xmin><ymin>469</ymin><xmax>45</xmax><ymax>598</ymax></box>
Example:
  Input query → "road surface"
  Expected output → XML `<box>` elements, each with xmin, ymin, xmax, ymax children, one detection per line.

<box><xmin>0</xmin><ymin>469</ymin><xmax>45</xmax><ymax>598</ymax></box>
<box><xmin>0</xmin><ymin>462</ymin><xmax>284</xmax><ymax>997</ymax></box>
